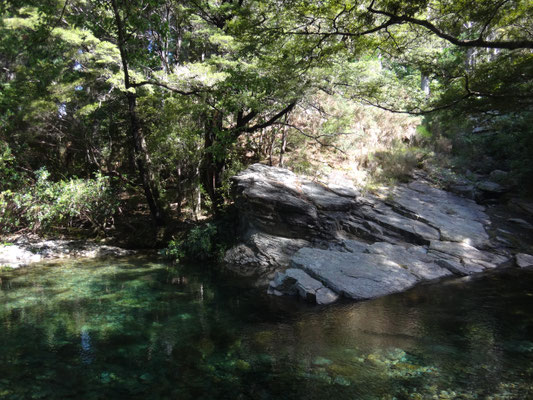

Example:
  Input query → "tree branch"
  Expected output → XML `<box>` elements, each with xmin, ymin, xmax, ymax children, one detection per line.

<box><xmin>367</xmin><ymin>3</ymin><xmax>533</xmax><ymax>49</ymax></box>
<box><xmin>243</xmin><ymin>101</ymin><xmax>297</xmax><ymax>133</ymax></box>
<box><xmin>130</xmin><ymin>80</ymin><xmax>201</xmax><ymax>95</ymax></box>
<box><xmin>276</xmin><ymin>122</ymin><xmax>346</xmax><ymax>153</ymax></box>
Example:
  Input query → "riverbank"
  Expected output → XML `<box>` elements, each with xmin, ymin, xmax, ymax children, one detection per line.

<box><xmin>0</xmin><ymin>235</ymin><xmax>135</xmax><ymax>268</ymax></box>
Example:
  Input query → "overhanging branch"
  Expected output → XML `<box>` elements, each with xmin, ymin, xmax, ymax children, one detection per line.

<box><xmin>367</xmin><ymin>2</ymin><xmax>533</xmax><ymax>50</ymax></box>
<box><xmin>130</xmin><ymin>80</ymin><xmax>201</xmax><ymax>95</ymax></box>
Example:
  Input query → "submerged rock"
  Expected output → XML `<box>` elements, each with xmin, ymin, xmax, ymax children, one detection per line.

<box><xmin>224</xmin><ymin>164</ymin><xmax>513</xmax><ymax>304</ymax></box>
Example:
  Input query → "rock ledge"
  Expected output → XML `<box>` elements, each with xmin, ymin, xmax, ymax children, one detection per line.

<box><xmin>225</xmin><ymin>164</ymin><xmax>514</xmax><ymax>304</ymax></box>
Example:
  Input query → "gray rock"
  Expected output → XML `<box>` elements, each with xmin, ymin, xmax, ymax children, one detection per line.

<box><xmin>224</xmin><ymin>232</ymin><xmax>310</xmax><ymax>283</ymax></box>
<box><xmin>342</xmin><ymin>239</ymin><xmax>370</xmax><ymax>254</ymax></box>
<box><xmin>477</xmin><ymin>180</ymin><xmax>505</xmax><ymax>193</ymax></box>
<box><xmin>435</xmin><ymin>259</ymin><xmax>484</xmax><ymax>276</ymax></box>
<box><xmin>268</xmin><ymin>271</ymin><xmax>298</xmax><ymax>295</ymax></box>
<box><xmin>225</xmin><ymin>164</ymin><xmax>509</xmax><ymax>302</ymax></box>
<box><xmin>301</xmin><ymin>182</ymin><xmax>355</xmax><ymax>211</ymax></box>
<box><xmin>326</xmin><ymin>184</ymin><xmax>359</xmax><ymax>198</ymax></box>
<box><xmin>367</xmin><ymin>242</ymin><xmax>452</xmax><ymax>280</ymax></box>
<box><xmin>387</xmin><ymin>181</ymin><xmax>490</xmax><ymax>247</ymax></box>
<box><xmin>289</xmin><ymin>269</ymin><xmax>323</xmax><ymax>300</ymax></box>
<box><xmin>354</xmin><ymin>203</ymin><xmax>441</xmax><ymax>245</ymax></box>
<box><xmin>291</xmin><ymin>248</ymin><xmax>420</xmax><ymax>300</ymax></box>
<box><xmin>0</xmin><ymin>239</ymin><xmax>133</xmax><ymax>269</ymax></box>
<box><xmin>429</xmin><ymin>241</ymin><xmax>507</xmax><ymax>266</ymax></box>
<box><xmin>448</xmin><ymin>184</ymin><xmax>476</xmax><ymax>200</ymax></box>
<box><xmin>268</xmin><ymin>268</ymin><xmax>339</xmax><ymax>304</ymax></box>
<box><xmin>516</xmin><ymin>253</ymin><xmax>533</xmax><ymax>268</ymax></box>
<box><xmin>315</xmin><ymin>287</ymin><xmax>340</xmax><ymax>305</ymax></box>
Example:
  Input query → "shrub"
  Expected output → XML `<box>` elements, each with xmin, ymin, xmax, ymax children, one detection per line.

<box><xmin>0</xmin><ymin>142</ymin><xmax>27</xmax><ymax>192</ymax></box>
<box><xmin>164</xmin><ymin>223</ymin><xmax>219</xmax><ymax>263</ymax></box>
<box><xmin>0</xmin><ymin>168</ymin><xmax>118</xmax><ymax>234</ymax></box>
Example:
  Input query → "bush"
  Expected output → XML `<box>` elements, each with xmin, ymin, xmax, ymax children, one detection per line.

<box><xmin>426</xmin><ymin>110</ymin><xmax>533</xmax><ymax>194</ymax></box>
<box><xmin>0</xmin><ymin>168</ymin><xmax>118</xmax><ymax>234</ymax></box>
<box><xmin>0</xmin><ymin>142</ymin><xmax>27</xmax><ymax>192</ymax></box>
<box><xmin>164</xmin><ymin>222</ymin><xmax>222</xmax><ymax>263</ymax></box>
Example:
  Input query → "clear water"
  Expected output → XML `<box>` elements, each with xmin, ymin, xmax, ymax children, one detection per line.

<box><xmin>1</xmin><ymin>257</ymin><xmax>533</xmax><ymax>400</ymax></box>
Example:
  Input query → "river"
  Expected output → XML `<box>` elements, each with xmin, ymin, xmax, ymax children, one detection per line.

<box><xmin>1</xmin><ymin>256</ymin><xmax>532</xmax><ymax>399</ymax></box>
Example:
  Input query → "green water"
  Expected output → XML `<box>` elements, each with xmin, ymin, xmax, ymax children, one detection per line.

<box><xmin>1</xmin><ymin>257</ymin><xmax>533</xmax><ymax>400</ymax></box>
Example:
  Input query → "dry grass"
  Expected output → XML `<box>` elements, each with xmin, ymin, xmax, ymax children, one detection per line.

<box><xmin>258</xmin><ymin>93</ymin><xmax>427</xmax><ymax>190</ymax></box>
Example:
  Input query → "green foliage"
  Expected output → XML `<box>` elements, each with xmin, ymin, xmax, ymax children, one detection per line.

<box><xmin>1</xmin><ymin>0</ymin><xmax>532</xmax><ymax>230</ymax></box>
<box><xmin>0</xmin><ymin>142</ymin><xmax>26</xmax><ymax>191</ymax></box>
<box><xmin>432</xmin><ymin>111</ymin><xmax>533</xmax><ymax>193</ymax></box>
<box><xmin>164</xmin><ymin>223</ymin><xmax>219</xmax><ymax>263</ymax></box>
<box><xmin>0</xmin><ymin>169</ymin><xmax>118</xmax><ymax>234</ymax></box>
<box><xmin>415</xmin><ymin>125</ymin><xmax>432</xmax><ymax>141</ymax></box>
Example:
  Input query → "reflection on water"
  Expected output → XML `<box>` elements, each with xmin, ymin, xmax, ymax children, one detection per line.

<box><xmin>1</xmin><ymin>257</ymin><xmax>532</xmax><ymax>399</ymax></box>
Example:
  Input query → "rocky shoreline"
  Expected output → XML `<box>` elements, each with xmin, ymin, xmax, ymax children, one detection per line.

<box><xmin>0</xmin><ymin>236</ymin><xmax>135</xmax><ymax>268</ymax></box>
<box><xmin>224</xmin><ymin>164</ymin><xmax>533</xmax><ymax>304</ymax></box>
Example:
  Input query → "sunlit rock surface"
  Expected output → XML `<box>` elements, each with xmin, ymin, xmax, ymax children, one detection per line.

<box><xmin>516</xmin><ymin>253</ymin><xmax>533</xmax><ymax>268</ymax></box>
<box><xmin>0</xmin><ymin>238</ymin><xmax>134</xmax><ymax>268</ymax></box>
<box><xmin>224</xmin><ymin>164</ymin><xmax>513</xmax><ymax>303</ymax></box>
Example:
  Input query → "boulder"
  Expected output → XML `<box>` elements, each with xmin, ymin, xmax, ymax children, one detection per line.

<box><xmin>477</xmin><ymin>181</ymin><xmax>506</xmax><ymax>194</ymax></box>
<box><xmin>224</xmin><ymin>164</ymin><xmax>512</xmax><ymax>304</ymax></box>
<box><xmin>516</xmin><ymin>253</ymin><xmax>533</xmax><ymax>268</ymax></box>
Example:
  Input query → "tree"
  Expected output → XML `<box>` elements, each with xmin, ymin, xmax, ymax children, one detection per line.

<box><xmin>274</xmin><ymin>0</ymin><xmax>533</xmax><ymax>114</ymax></box>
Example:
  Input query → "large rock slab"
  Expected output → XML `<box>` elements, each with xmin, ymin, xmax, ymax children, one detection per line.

<box><xmin>349</xmin><ymin>203</ymin><xmax>440</xmax><ymax>245</ymax></box>
<box><xmin>387</xmin><ymin>181</ymin><xmax>490</xmax><ymax>248</ymax></box>
<box><xmin>291</xmin><ymin>247</ymin><xmax>420</xmax><ymax>300</ymax></box>
<box><xmin>225</xmin><ymin>164</ymin><xmax>513</xmax><ymax>303</ymax></box>
<box><xmin>428</xmin><ymin>241</ymin><xmax>507</xmax><ymax>268</ymax></box>
<box><xmin>366</xmin><ymin>242</ymin><xmax>452</xmax><ymax>280</ymax></box>
<box><xmin>288</xmin><ymin>238</ymin><xmax>509</xmax><ymax>302</ymax></box>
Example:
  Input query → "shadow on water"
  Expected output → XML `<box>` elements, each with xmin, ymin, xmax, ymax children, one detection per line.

<box><xmin>1</xmin><ymin>257</ymin><xmax>533</xmax><ymax>399</ymax></box>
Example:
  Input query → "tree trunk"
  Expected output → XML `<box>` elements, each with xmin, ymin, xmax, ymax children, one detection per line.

<box><xmin>421</xmin><ymin>73</ymin><xmax>430</xmax><ymax>98</ymax></box>
<box><xmin>111</xmin><ymin>0</ymin><xmax>165</xmax><ymax>225</ymax></box>
<box><xmin>279</xmin><ymin>126</ymin><xmax>287</xmax><ymax>168</ymax></box>
<box><xmin>201</xmin><ymin>111</ymin><xmax>225</xmax><ymax>212</ymax></box>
